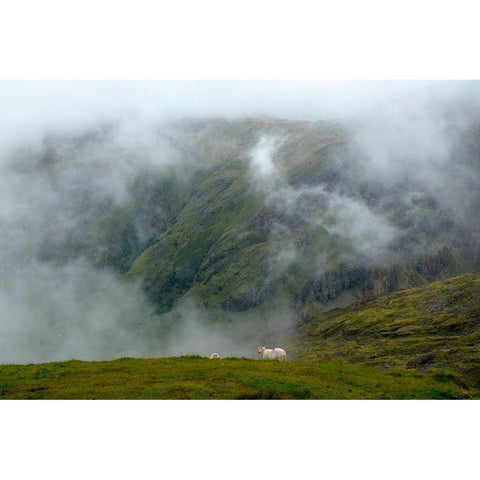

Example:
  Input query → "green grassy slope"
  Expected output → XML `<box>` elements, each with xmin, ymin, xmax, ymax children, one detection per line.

<box><xmin>0</xmin><ymin>356</ymin><xmax>469</xmax><ymax>400</ymax></box>
<box><xmin>282</xmin><ymin>273</ymin><xmax>480</xmax><ymax>391</ymax></box>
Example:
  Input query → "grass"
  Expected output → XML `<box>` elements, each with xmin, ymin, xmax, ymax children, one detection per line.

<box><xmin>0</xmin><ymin>356</ymin><xmax>471</xmax><ymax>400</ymax></box>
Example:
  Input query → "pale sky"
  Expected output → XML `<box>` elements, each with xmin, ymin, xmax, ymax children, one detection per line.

<box><xmin>1</xmin><ymin>80</ymin><xmax>478</xmax><ymax>156</ymax></box>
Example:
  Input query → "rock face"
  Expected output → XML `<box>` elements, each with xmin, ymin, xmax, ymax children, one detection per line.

<box><xmin>222</xmin><ymin>281</ymin><xmax>280</xmax><ymax>312</ymax></box>
<box><xmin>414</xmin><ymin>247</ymin><xmax>452</xmax><ymax>276</ymax></box>
<box><xmin>298</xmin><ymin>248</ymin><xmax>457</xmax><ymax>308</ymax></box>
<box><xmin>406</xmin><ymin>352</ymin><xmax>435</xmax><ymax>369</ymax></box>
<box><xmin>301</xmin><ymin>264</ymin><xmax>399</xmax><ymax>304</ymax></box>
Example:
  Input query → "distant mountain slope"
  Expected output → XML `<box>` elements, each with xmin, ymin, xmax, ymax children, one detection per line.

<box><xmin>127</xmin><ymin>116</ymin><xmax>480</xmax><ymax>312</ymax></box>
<box><xmin>10</xmin><ymin>115</ymin><xmax>480</xmax><ymax>318</ymax></box>
<box><xmin>127</xmin><ymin>118</ymin><xmax>351</xmax><ymax>311</ymax></box>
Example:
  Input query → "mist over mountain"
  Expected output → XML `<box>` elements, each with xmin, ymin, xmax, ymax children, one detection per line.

<box><xmin>1</xmin><ymin>81</ymin><xmax>479</xmax><ymax>363</ymax></box>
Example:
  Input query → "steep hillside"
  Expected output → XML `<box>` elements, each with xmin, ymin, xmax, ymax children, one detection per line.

<box><xmin>276</xmin><ymin>273</ymin><xmax>480</xmax><ymax>391</ymax></box>
<box><xmin>127</xmin><ymin>117</ymin><xmax>480</xmax><ymax>313</ymax></box>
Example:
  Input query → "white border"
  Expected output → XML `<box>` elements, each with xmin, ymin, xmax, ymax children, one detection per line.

<box><xmin>1</xmin><ymin>0</ymin><xmax>480</xmax><ymax>79</ymax></box>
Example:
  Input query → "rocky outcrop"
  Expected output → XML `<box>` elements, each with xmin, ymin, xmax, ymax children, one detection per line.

<box><xmin>299</xmin><ymin>247</ymin><xmax>455</xmax><ymax>307</ymax></box>
<box><xmin>222</xmin><ymin>281</ymin><xmax>279</xmax><ymax>312</ymax></box>
<box><xmin>414</xmin><ymin>247</ymin><xmax>452</xmax><ymax>276</ymax></box>
<box><xmin>300</xmin><ymin>264</ymin><xmax>399</xmax><ymax>304</ymax></box>
<box><xmin>406</xmin><ymin>352</ymin><xmax>435</xmax><ymax>368</ymax></box>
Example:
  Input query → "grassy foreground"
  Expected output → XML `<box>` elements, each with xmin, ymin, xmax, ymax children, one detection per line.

<box><xmin>0</xmin><ymin>356</ymin><xmax>472</xmax><ymax>400</ymax></box>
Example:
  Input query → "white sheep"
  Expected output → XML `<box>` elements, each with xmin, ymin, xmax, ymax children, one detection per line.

<box><xmin>210</xmin><ymin>353</ymin><xmax>220</xmax><ymax>359</ymax></box>
<box><xmin>257</xmin><ymin>346</ymin><xmax>287</xmax><ymax>361</ymax></box>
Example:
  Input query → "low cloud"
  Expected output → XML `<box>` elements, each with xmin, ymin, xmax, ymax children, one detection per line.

<box><xmin>0</xmin><ymin>259</ymin><xmax>156</xmax><ymax>364</ymax></box>
<box><xmin>248</xmin><ymin>135</ymin><xmax>283</xmax><ymax>190</ymax></box>
<box><xmin>323</xmin><ymin>192</ymin><xmax>399</xmax><ymax>263</ymax></box>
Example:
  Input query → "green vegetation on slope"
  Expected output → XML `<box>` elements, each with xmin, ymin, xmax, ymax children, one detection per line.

<box><xmin>0</xmin><ymin>357</ymin><xmax>469</xmax><ymax>400</ymax></box>
<box><xmin>127</xmin><ymin>119</ymin><xmax>360</xmax><ymax>312</ymax></box>
<box><xmin>127</xmin><ymin>117</ymin><xmax>477</xmax><ymax>313</ymax></box>
<box><xmin>284</xmin><ymin>273</ymin><xmax>480</xmax><ymax>392</ymax></box>
<box><xmin>30</xmin><ymin>117</ymin><xmax>480</xmax><ymax>315</ymax></box>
